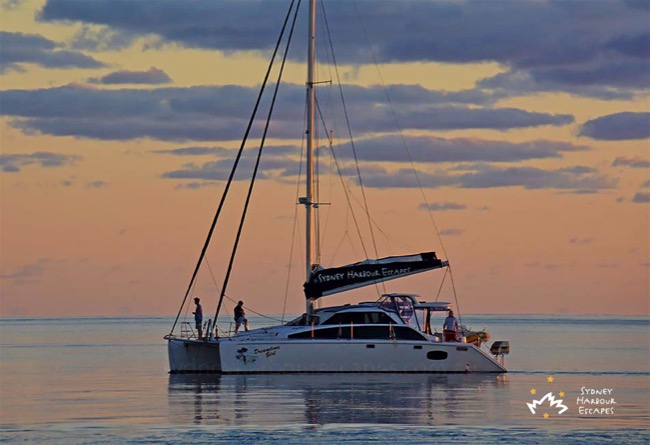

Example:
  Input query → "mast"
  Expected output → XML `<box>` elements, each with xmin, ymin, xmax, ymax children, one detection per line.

<box><xmin>304</xmin><ymin>0</ymin><xmax>317</xmax><ymax>318</ymax></box>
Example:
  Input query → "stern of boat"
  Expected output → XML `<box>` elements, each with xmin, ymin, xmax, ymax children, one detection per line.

<box><xmin>167</xmin><ymin>337</ymin><xmax>222</xmax><ymax>373</ymax></box>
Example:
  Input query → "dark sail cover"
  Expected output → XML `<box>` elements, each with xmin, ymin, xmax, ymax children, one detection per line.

<box><xmin>304</xmin><ymin>252</ymin><xmax>448</xmax><ymax>299</ymax></box>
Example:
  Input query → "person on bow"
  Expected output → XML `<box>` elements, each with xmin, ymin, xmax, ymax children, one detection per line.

<box><xmin>234</xmin><ymin>300</ymin><xmax>249</xmax><ymax>333</ymax></box>
<box><xmin>193</xmin><ymin>297</ymin><xmax>203</xmax><ymax>340</ymax></box>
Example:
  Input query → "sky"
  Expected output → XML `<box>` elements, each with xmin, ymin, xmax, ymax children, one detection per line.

<box><xmin>0</xmin><ymin>0</ymin><xmax>648</xmax><ymax>318</ymax></box>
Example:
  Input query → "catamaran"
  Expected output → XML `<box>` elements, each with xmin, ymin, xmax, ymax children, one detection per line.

<box><xmin>166</xmin><ymin>0</ymin><xmax>509</xmax><ymax>374</ymax></box>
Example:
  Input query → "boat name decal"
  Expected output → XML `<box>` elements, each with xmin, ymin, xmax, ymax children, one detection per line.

<box><xmin>254</xmin><ymin>346</ymin><xmax>280</xmax><ymax>358</ymax></box>
<box><xmin>316</xmin><ymin>267</ymin><xmax>412</xmax><ymax>283</ymax></box>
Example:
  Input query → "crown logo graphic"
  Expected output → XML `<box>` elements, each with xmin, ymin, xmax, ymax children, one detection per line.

<box><xmin>527</xmin><ymin>392</ymin><xmax>569</xmax><ymax>415</ymax></box>
<box><xmin>526</xmin><ymin>376</ymin><xmax>568</xmax><ymax>419</ymax></box>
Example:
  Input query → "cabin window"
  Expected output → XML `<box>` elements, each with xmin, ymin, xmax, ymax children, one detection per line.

<box><xmin>393</xmin><ymin>326</ymin><xmax>426</xmax><ymax>341</ymax></box>
<box><xmin>321</xmin><ymin>312</ymin><xmax>394</xmax><ymax>325</ymax></box>
<box><xmin>285</xmin><ymin>314</ymin><xmax>320</xmax><ymax>326</ymax></box>
<box><xmin>288</xmin><ymin>325</ymin><xmax>427</xmax><ymax>340</ymax></box>
<box><xmin>427</xmin><ymin>350</ymin><xmax>448</xmax><ymax>360</ymax></box>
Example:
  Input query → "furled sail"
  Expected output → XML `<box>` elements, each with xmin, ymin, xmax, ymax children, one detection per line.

<box><xmin>304</xmin><ymin>252</ymin><xmax>448</xmax><ymax>299</ymax></box>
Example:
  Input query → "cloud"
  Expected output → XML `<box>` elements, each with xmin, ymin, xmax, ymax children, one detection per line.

<box><xmin>1</xmin><ymin>0</ymin><xmax>23</xmax><ymax>11</ymax></box>
<box><xmin>457</xmin><ymin>165</ymin><xmax>616</xmax><ymax>190</ymax></box>
<box><xmin>0</xmin><ymin>84</ymin><xmax>573</xmax><ymax>142</ymax></box>
<box><xmin>0</xmin><ymin>151</ymin><xmax>81</xmax><ymax>172</ymax></box>
<box><xmin>174</xmin><ymin>181</ymin><xmax>219</xmax><ymax>190</ymax></box>
<box><xmin>153</xmin><ymin>144</ymin><xmax>296</xmax><ymax>157</ymax></box>
<box><xmin>641</xmin><ymin>180</ymin><xmax>650</xmax><ymax>188</ymax></box>
<box><xmin>580</xmin><ymin>112</ymin><xmax>650</xmax><ymax>140</ymax></box>
<box><xmin>89</xmin><ymin>67</ymin><xmax>172</xmax><ymax>84</ymax></box>
<box><xmin>477</xmin><ymin>70</ymin><xmax>639</xmax><ymax>101</ymax></box>
<box><xmin>358</xmin><ymin>164</ymin><xmax>617</xmax><ymax>191</ymax></box>
<box><xmin>153</xmin><ymin>146</ymin><xmax>231</xmax><ymax>156</ymax></box>
<box><xmin>439</xmin><ymin>228</ymin><xmax>463</xmax><ymax>236</ymax></box>
<box><xmin>632</xmin><ymin>192</ymin><xmax>650</xmax><ymax>203</ymax></box>
<box><xmin>418</xmin><ymin>202</ymin><xmax>466</xmax><ymax>212</ymax></box>
<box><xmin>86</xmin><ymin>180</ymin><xmax>107</xmax><ymax>188</ymax></box>
<box><xmin>0</xmin><ymin>31</ymin><xmax>106</xmax><ymax>73</ymax></box>
<box><xmin>0</xmin><ymin>259</ymin><xmax>48</xmax><ymax>284</ymax></box>
<box><xmin>611</xmin><ymin>156</ymin><xmax>650</xmax><ymax>168</ymax></box>
<box><xmin>162</xmin><ymin>152</ymin><xmax>300</xmax><ymax>182</ymax></box>
<box><xmin>37</xmin><ymin>0</ymin><xmax>649</xmax><ymax>98</ymax></box>
<box><xmin>71</xmin><ymin>25</ymin><xmax>139</xmax><ymax>51</ymax></box>
<box><xmin>334</xmin><ymin>136</ymin><xmax>588</xmax><ymax>164</ymax></box>
<box><xmin>569</xmin><ymin>237</ymin><xmax>594</xmax><ymax>244</ymax></box>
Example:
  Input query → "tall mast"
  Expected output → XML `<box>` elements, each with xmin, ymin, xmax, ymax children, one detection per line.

<box><xmin>305</xmin><ymin>0</ymin><xmax>316</xmax><ymax>317</ymax></box>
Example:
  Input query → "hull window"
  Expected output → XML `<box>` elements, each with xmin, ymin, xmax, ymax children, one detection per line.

<box><xmin>427</xmin><ymin>350</ymin><xmax>448</xmax><ymax>360</ymax></box>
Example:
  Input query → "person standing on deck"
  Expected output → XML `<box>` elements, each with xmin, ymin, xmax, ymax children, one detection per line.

<box><xmin>193</xmin><ymin>297</ymin><xmax>203</xmax><ymax>340</ymax></box>
<box><xmin>234</xmin><ymin>300</ymin><xmax>249</xmax><ymax>333</ymax></box>
<box><xmin>443</xmin><ymin>309</ymin><xmax>458</xmax><ymax>342</ymax></box>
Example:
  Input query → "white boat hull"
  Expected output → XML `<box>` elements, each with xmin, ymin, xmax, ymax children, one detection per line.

<box><xmin>168</xmin><ymin>337</ymin><xmax>505</xmax><ymax>373</ymax></box>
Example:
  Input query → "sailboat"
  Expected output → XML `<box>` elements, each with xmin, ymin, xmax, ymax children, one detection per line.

<box><xmin>166</xmin><ymin>0</ymin><xmax>509</xmax><ymax>374</ymax></box>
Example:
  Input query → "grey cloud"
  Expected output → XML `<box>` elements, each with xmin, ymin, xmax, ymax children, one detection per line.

<box><xmin>641</xmin><ymin>180</ymin><xmax>650</xmax><ymax>188</ymax></box>
<box><xmin>334</xmin><ymin>136</ymin><xmax>588</xmax><ymax>164</ymax></box>
<box><xmin>439</xmin><ymin>228</ymin><xmax>464</xmax><ymax>236</ymax></box>
<box><xmin>89</xmin><ymin>67</ymin><xmax>172</xmax><ymax>84</ymax></box>
<box><xmin>1</xmin><ymin>0</ymin><xmax>23</xmax><ymax>10</ymax></box>
<box><xmin>0</xmin><ymin>151</ymin><xmax>81</xmax><ymax>172</ymax></box>
<box><xmin>569</xmin><ymin>237</ymin><xmax>594</xmax><ymax>244</ymax></box>
<box><xmin>162</xmin><ymin>154</ymin><xmax>298</xmax><ymax>182</ymax></box>
<box><xmin>418</xmin><ymin>202</ymin><xmax>466</xmax><ymax>211</ymax></box>
<box><xmin>37</xmin><ymin>0</ymin><xmax>649</xmax><ymax>96</ymax></box>
<box><xmin>154</xmin><ymin>146</ymin><xmax>231</xmax><ymax>156</ymax></box>
<box><xmin>456</xmin><ymin>165</ymin><xmax>617</xmax><ymax>190</ymax></box>
<box><xmin>580</xmin><ymin>112</ymin><xmax>650</xmax><ymax>140</ymax></box>
<box><xmin>477</xmin><ymin>70</ymin><xmax>639</xmax><ymax>101</ymax></box>
<box><xmin>71</xmin><ymin>25</ymin><xmax>138</xmax><ymax>51</ymax></box>
<box><xmin>153</xmin><ymin>144</ymin><xmax>297</xmax><ymax>157</ymax></box>
<box><xmin>611</xmin><ymin>156</ymin><xmax>650</xmax><ymax>168</ymax></box>
<box><xmin>359</xmin><ymin>164</ymin><xmax>617</xmax><ymax>191</ymax></box>
<box><xmin>632</xmin><ymin>192</ymin><xmax>650</xmax><ymax>203</ymax></box>
<box><xmin>86</xmin><ymin>180</ymin><xmax>107</xmax><ymax>188</ymax></box>
<box><xmin>0</xmin><ymin>259</ymin><xmax>48</xmax><ymax>284</ymax></box>
<box><xmin>1</xmin><ymin>84</ymin><xmax>571</xmax><ymax>142</ymax></box>
<box><xmin>0</xmin><ymin>31</ymin><xmax>105</xmax><ymax>73</ymax></box>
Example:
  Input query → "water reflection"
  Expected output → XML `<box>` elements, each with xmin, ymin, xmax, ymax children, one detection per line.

<box><xmin>168</xmin><ymin>373</ymin><xmax>510</xmax><ymax>426</ymax></box>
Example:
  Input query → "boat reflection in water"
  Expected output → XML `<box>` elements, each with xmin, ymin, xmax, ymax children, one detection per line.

<box><xmin>168</xmin><ymin>373</ymin><xmax>509</xmax><ymax>426</ymax></box>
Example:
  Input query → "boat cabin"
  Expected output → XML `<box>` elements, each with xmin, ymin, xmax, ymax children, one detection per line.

<box><xmin>285</xmin><ymin>293</ymin><xmax>453</xmax><ymax>341</ymax></box>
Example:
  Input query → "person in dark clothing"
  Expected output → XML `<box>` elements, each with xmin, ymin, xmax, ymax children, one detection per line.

<box><xmin>193</xmin><ymin>297</ymin><xmax>203</xmax><ymax>340</ymax></box>
<box><xmin>234</xmin><ymin>300</ymin><xmax>249</xmax><ymax>333</ymax></box>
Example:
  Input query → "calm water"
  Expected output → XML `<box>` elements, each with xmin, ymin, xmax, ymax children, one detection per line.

<box><xmin>1</xmin><ymin>315</ymin><xmax>648</xmax><ymax>444</ymax></box>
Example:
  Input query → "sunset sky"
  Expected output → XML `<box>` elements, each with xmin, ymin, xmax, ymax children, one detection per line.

<box><xmin>1</xmin><ymin>0</ymin><xmax>648</xmax><ymax>319</ymax></box>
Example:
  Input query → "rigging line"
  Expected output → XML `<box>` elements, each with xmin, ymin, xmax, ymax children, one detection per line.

<box><xmin>448</xmin><ymin>265</ymin><xmax>462</xmax><ymax>326</ymax></box>
<box><xmin>281</xmin><ymin>107</ymin><xmax>307</xmax><ymax>323</ymax></box>
<box><xmin>351</xmin><ymin>1</ymin><xmax>458</xmax><ymax>307</ymax></box>
<box><xmin>314</xmin><ymin>97</ymin><xmax>368</xmax><ymax>259</ymax></box>
<box><xmin>213</xmin><ymin>0</ymin><xmax>301</xmax><ymax>326</ymax></box>
<box><xmin>214</xmin><ymin>290</ymin><xmax>284</xmax><ymax>323</ymax></box>
<box><xmin>434</xmin><ymin>266</ymin><xmax>449</xmax><ymax>302</ymax></box>
<box><xmin>314</xmin><ymin>96</ymin><xmax>381</xmax><ymax>298</ymax></box>
<box><xmin>350</xmin><ymin>0</ymin><xmax>450</xmax><ymax>262</ymax></box>
<box><xmin>168</xmin><ymin>0</ymin><xmax>298</xmax><ymax>336</ymax></box>
<box><xmin>320</xmin><ymin>1</ymin><xmax>382</xmax><ymax>267</ymax></box>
